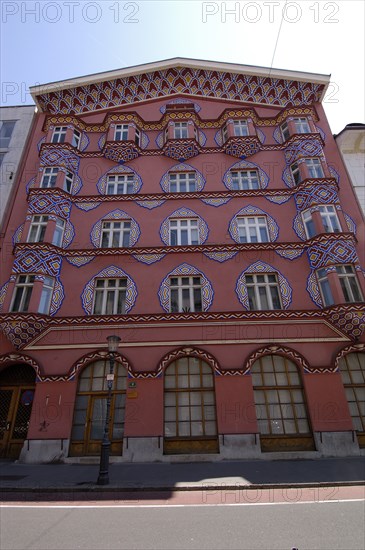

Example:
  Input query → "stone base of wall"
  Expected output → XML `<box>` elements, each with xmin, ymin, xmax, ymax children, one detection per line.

<box><xmin>314</xmin><ymin>431</ymin><xmax>360</xmax><ymax>457</ymax></box>
<box><xmin>218</xmin><ymin>434</ymin><xmax>261</xmax><ymax>459</ymax></box>
<box><xmin>19</xmin><ymin>439</ymin><xmax>70</xmax><ymax>464</ymax></box>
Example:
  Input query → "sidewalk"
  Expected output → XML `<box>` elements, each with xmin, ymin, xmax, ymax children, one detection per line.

<box><xmin>1</xmin><ymin>457</ymin><xmax>364</xmax><ymax>497</ymax></box>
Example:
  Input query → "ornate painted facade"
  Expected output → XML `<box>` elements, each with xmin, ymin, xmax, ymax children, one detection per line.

<box><xmin>0</xmin><ymin>59</ymin><xmax>364</xmax><ymax>463</ymax></box>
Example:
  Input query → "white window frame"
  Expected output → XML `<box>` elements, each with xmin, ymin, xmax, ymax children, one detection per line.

<box><xmin>236</xmin><ymin>216</ymin><xmax>269</xmax><ymax>243</ymax></box>
<box><xmin>100</xmin><ymin>220</ymin><xmax>131</xmax><ymax>248</ymax></box>
<box><xmin>294</xmin><ymin>117</ymin><xmax>311</xmax><ymax>134</ymax></box>
<box><xmin>169</xmin><ymin>218</ymin><xmax>199</xmax><ymax>246</ymax></box>
<box><xmin>233</xmin><ymin>120</ymin><xmax>249</xmax><ymax>137</ymax></box>
<box><xmin>71</xmin><ymin>129</ymin><xmax>81</xmax><ymax>149</ymax></box>
<box><xmin>106</xmin><ymin>174</ymin><xmax>134</xmax><ymax>195</ymax></box>
<box><xmin>231</xmin><ymin>170</ymin><xmax>260</xmax><ymax>190</ymax></box>
<box><xmin>114</xmin><ymin>124</ymin><xmax>129</xmax><ymax>141</ymax></box>
<box><xmin>336</xmin><ymin>265</ymin><xmax>363</xmax><ymax>303</ymax></box>
<box><xmin>134</xmin><ymin>128</ymin><xmax>141</xmax><ymax>146</ymax></box>
<box><xmin>290</xmin><ymin>162</ymin><xmax>301</xmax><ymax>186</ymax></box>
<box><xmin>316</xmin><ymin>268</ymin><xmax>334</xmax><ymax>307</ymax></box>
<box><xmin>302</xmin><ymin>210</ymin><xmax>316</xmax><ymax>239</ymax></box>
<box><xmin>51</xmin><ymin>126</ymin><xmax>67</xmax><ymax>144</ymax></box>
<box><xmin>170</xmin><ymin>276</ymin><xmax>202</xmax><ymax>313</ymax></box>
<box><xmin>27</xmin><ymin>215</ymin><xmax>48</xmax><ymax>243</ymax></box>
<box><xmin>319</xmin><ymin>205</ymin><xmax>341</xmax><ymax>233</ymax></box>
<box><xmin>245</xmin><ymin>273</ymin><xmax>282</xmax><ymax>310</ymax></box>
<box><xmin>38</xmin><ymin>276</ymin><xmax>55</xmax><ymax>314</ymax></box>
<box><xmin>280</xmin><ymin>122</ymin><xmax>290</xmax><ymax>142</ymax></box>
<box><xmin>52</xmin><ymin>218</ymin><xmax>65</xmax><ymax>247</ymax></box>
<box><xmin>168</xmin><ymin>172</ymin><xmax>196</xmax><ymax>193</ymax></box>
<box><xmin>92</xmin><ymin>278</ymin><xmax>127</xmax><ymax>315</ymax></box>
<box><xmin>305</xmin><ymin>157</ymin><xmax>324</xmax><ymax>178</ymax></box>
<box><xmin>10</xmin><ymin>275</ymin><xmax>36</xmax><ymax>312</ymax></box>
<box><xmin>222</xmin><ymin>125</ymin><xmax>228</xmax><ymax>143</ymax></box>
<box><xmin>64</xmin><ymin>171</ymin><xmax>74</xmax><ymax>193</ymax></box>
<box><xmin>173</xmin><ymin>122</ymin><xmax>188</xmax><ymax>139</ymax></box>
<box><xmin>41</xmin><ymin>167</ymin><xmax>58</xmax><ymax>188</ymax></box>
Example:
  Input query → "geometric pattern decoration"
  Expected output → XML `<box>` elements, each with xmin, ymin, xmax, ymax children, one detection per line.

<box><xmin>306</xmin><ymin>270</ymin><xmax>323</xmax><ymax>307</ymax></box>
<box><xmin>90</xmin><ymin>209</ymin><xmax>140</xmax><ymax>248</ymax></box>
<box><xmin>0</xmin><ymin>282</ymin><xmax>9</xmax><ymax>313</ymax></box>
<box><xmin>203</xmin><ymin>250</ymin><xmax>238</xmax><ymax>263</ymax></box>
<box><xmin>201</xmin><ymin>197</ymin><xmax>231</xmax><ymax>207</ymax></box>
<box><xmin>228</xmin><ymin>205</ymin><xmax>279</xmax><ymax>243</ymax></box>
<box><xmin>50</xmin><ymin>278</ymin><xmax>65</xmax><ymax>315</ymax></box>
<box><xmin>28</xmin><ymin>193</ymin><xmax>72</xmax><ymax>219</ymax></box>
<box><xmin>235</xmin><ymin>261</ymin><xmax>292</xmax><ymax>310</ymax></box>
<box><xmin>307</xmin><ymin>239</ymin><xmax>358</xmax><ymax>269</ymax></box>
<box><xmin>37</xmin><ymin>67</ymin><xmax>326</xmax><ymax>115</ymax></box>
<box><xmin>98</xmin><ymin>134</ymin><xmax>106</xmax><ymax>150</ymax></box>
<box><xmin>65</xmin><ymin>256</ymin><xmax>95</xmax><ymax>267</ymax></box>
<box><xmin>160</xmin><ymin>162</ymin><xmax>206</xmax><ymax>193</ymax></box>
<box><xmin>12</xmin><ymin>224</ymin><xmax>24</xmax><ymax>246</ymax></box>
<box><xmin>284</xmin><ymin>137</ymin><xmax>324</xmax><ymax>165</ymax></box>
<box><xmin>293</xmin><ymin>212</ymin><xmax>307</xmax><ymax>241</ymax></box>
<box><xmin>223</xmin><ymin>160</ymin><xmax>269</xmax><ymax>190</ymax></box>
<box><xmin>96</xmin><ymin>165</ymin><xmax>143</xmax><ymax>195</ymax></box>
<box><xmin>37</xmin><ymin>136</ymin><xmax>46</xmax><ymax>151</ymax></box>
<box><xmin>327</xmin><ymin>306</ymin><xmax>365</xmax><ymax>341</ymax></box>
<box><xmin>13</xmin><ymin>250</ymin><xmax>62</xmax><ymax>278</ymax></box>
<box><xmin>80</xmin><ymin>133</ymin><xmax>89</xmax><ymax>152</ymax></box>
<box><xmin>67</xmin><ymin>171</ymin><xmax>83</xmax><ymax>195</ymax></box>
<box><xmin>264</xmin><ymin>194</ymin><xmax>291</xmax><ymax>205</ymax></box>
<box><xmin>63</xmin><ymin>220</ymin><xmax>75</xmax><ymax>248</ymax></box>
<box><xmin>224</xmin><ymin>136</ymin><xmax>261</xmax><ymax>159</ymax></box>
<box><xmin>256</xmin><ymin>128</ymin><xmax>266</xmax><ymax>144</ymax></box>
<box><xmin>40</xmin><ymin>146</ymin><xmax>80</xmax><ymax>173</ymax></box>
<box><xmin>26</xmin><ymin>177</ymin><xmax>36</xmax><ymax>194</ymax></box>
<box><xmin>344</xmin><ymin>213</ymin><xmax>357</xmax><ymax>235</ymax></box>
<box><xmin>103</xmin><ymin>141</ymin><xmax>140</xmax><ymax>163</ymax></box>
<box><xmin>328</xmin><ymin>165</ymin><xmax>340</xmax><ymax>183</ymax></box>
<box><xmin>74</xmin><ymin>202</ymin><xmax>100</xmax><ymax>212</ymax></box>
<box><xmin>294</xmin><ymin>181</ymin><xmax>339</xmax><ymax>211</ymax></box>
<box><xmin>163</xmin><ymin>139</ymin><xmax>200</xmax><ymax>161</ymax></box>
<box><xmin>214</xmin><ymin>128</ymin><xmax>223</xmax><ymax>147</ymax></box>
<box><xmin>158</xmin><ymin>263</ymin><xmax>214</xmax><ymax>313</ymax></box>
<box><xmin>275</xmin><ymin>248</ymin><xmax>305</xmax><ymax>260</ymax></box>
<box><xmin>0</xmin><ymin>353</ymin><xmax>42</xmax><ymax>380</ymax></box>
<box><xmin>81</xmin><ymin>265</ymin><xmax>137</xmax><ymax>314</ymax></box>
<box><xmin>155</xmin><ymin>346</ymin><xmax>221</xmax><ymax>379</ymax></box>
<box><xmin>334</xmin><ymin>343</ymin><xmax>365</xmax><ymax>371</ymax></box>
<box><xmin>68</xmin><ymin>350</ymin><xmax>133</xmax><ymax>382</ymax></box>
<box><xmin>159</xmin><ymin>207</ymin><xmax>209</xmax><ymax>246</ymax></box>
<box><xmin>244</xmin><ymin>345</ymin><xmax>310</xmax><ymax>374</ymax></box>
<box><xmin>159</xmin><ymin>99</ymin><xmax>201</xmax><ymax>114</ymax></box>
<box><xmin>132</xmin><ymin>253</ymin><xmax>166</xmax><ymax>265</ymax></box>
<box><xmin>136</xmin><ymin>200</ymin><xmax>166</xmax><ymax>210</ymax></box>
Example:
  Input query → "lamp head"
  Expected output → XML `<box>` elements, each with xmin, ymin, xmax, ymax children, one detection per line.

<box><xmin>107</xmin><ymin>335</ymin><xmax>121</xmax><ymax>353</ymax></box>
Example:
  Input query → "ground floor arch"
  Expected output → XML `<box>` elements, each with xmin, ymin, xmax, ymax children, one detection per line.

<box><xmin>164</xmin><ymin>355</ymin><xmax>219</xmax><ymax>454</ymax></box>
<box><xmin>69</xmin><ymin>358</ymin><xmax>127</xmax><ymax>456</ymax></box>
<box><xmin>338</xmin><ymin>351</ymin><xmax>365</xmax><ymax>448</ymax></box>
<box><xmin>0</xmin><ymin>364</ymin><xmax>36</xmax><ymax>459</ymax></box>
<box><xmin>251</xmin><ymin>354</ymin><xmax>315</xmax><ymax>452</ymax></box>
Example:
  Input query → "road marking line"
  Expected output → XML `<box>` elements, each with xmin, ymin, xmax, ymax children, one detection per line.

<box><xmin>1</xmin><ymin>499</ymin><xmax>364</xmax><ymax>509</ymax></box>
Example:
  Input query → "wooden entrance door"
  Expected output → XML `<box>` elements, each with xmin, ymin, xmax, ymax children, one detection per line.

<box><xmin>0</xmin><ymin>385</ymin><xmax>35</xmax><ymax>459</ymax></box>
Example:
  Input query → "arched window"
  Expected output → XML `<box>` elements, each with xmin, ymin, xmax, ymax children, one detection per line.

<box><xmin>251</xmin><ymin>354</ymin><xmax>314</xmax><ymax>452</ymax></box>
<box><xmin>164</xmin><ymin>356</ymin><xmax>218</xmax><ymax>454</ymax></box>
<box><xmin>70</xmin><ymin>360</ymin><xmax>127</xmax><ymax>456</ymax></box>
<box><xmin>338</xmin><ymin>352</ymin><xmax>365</xmax><ymax>448</ymax></box>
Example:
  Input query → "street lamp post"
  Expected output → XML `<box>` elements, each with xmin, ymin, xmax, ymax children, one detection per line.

<box><xmin>97</xmin><ymin>335</ymin><xmax>121</xmax><ymax>486</ymax></box>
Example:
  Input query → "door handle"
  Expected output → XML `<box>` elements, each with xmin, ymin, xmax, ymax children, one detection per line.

<box><xmin>6</xmin><ymin>422</ymin><xmax>11</xmax><ymax>431</ymax></box>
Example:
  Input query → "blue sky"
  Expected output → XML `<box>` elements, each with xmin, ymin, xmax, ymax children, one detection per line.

<box><xmin>1</xmin><ymin>0</ymin><xmax>364</xmax><ymax>133</ymax></box>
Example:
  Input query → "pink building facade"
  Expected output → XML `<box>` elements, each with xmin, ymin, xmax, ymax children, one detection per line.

<box><xmin>0</xmin><ymin>59</ymin><xmax>364</xmax><ymax>463</ymax></box>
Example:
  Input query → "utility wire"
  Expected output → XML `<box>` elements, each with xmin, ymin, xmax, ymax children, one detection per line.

<box><xmin>269</xmin><ymin>0</ymin><xmax>288</xmax><ymax>75</ymax></box>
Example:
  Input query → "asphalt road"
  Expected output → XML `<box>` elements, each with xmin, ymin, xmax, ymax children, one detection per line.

<box><xmin>1</xmin><ymin>498</ymin><xmax>364</xmax><ymax>550</ymax></box>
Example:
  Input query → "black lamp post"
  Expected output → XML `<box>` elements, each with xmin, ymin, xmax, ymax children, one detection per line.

<box><xmin>97</xmin><ymin>334</ymin><xmax>121</xmax><ymax>485</ymax></box>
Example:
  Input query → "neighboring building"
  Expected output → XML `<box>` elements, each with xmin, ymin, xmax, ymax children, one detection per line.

<box><xmin>0</xmin><ymin>59</ymin><xmax>364</xmax><ymax>464</ymax></box>
<box><xmin>0</xmin><ymin>106</ymin><xmax>35</xmax><ymax>228</ymax></box>
<box><xmin>335</xmin><ymin>123</ymin><xmax>365</xmax><ymax>218</ymax></box>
